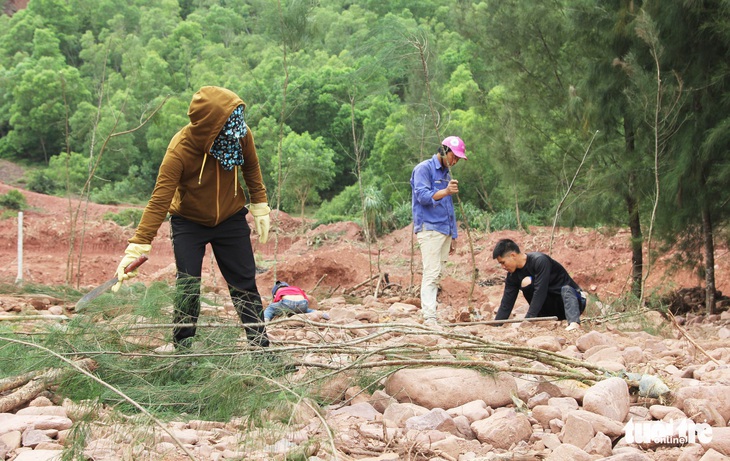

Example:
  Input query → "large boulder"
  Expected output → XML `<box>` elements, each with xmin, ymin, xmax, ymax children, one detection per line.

<box><xmin>384</xmin><ymin>367</ymin><xmax>517</xmax><ymax>409</ymax></box>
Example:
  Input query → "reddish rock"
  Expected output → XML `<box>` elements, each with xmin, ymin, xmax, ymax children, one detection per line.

<box><xmin>384</xmin><ymin>367</ymin><xmax>516</xmax><ymax>409</ymax></box>
<box><xmin>470</xmin><ymin>409</ymin><xmax>532</xmax><ymax>450</ymax></box>
<box><xmin>583</xmin><ymin>377</ymin><xmax>630</xmax><ymax>422</ymax></box>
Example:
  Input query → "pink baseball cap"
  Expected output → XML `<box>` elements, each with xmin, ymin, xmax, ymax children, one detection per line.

<box><xmin>442</xmin><ymin>136</ymin><xmax>466</xmax><ymax>159</ymax></box>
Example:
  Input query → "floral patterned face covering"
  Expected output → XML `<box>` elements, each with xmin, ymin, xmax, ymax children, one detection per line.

<box><xmin>209</xmin><ymin>105</ymin><xmax>247</xmax><ymax>171</ymax></box>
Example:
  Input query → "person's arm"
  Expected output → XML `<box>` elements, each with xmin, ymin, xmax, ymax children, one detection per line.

<box><xmin>494</xmin><ymin>278</ymin><xmax>520</xmax><ymax>321</ymax></box>
<box><xmin>413</xmin><ymin>164</ymin><xmax>458</xmax><ymax>203</ymax></box>
<box><xmin>412</xmin><ymin>164</ymin><xmax>438</xmax><ymax>206</ymax></box>
<box><xmin>129</xmin><ymin>152</ymin><xmax>183</xmax><ymax>245</ymax></box>
<box><xmin>432</xmin><ymin>180</ymin><xmax>459</xmax><ymax>201</ymax></box>
<box><xmin>115</xmin><ymin>151</ymin><xmax>181</xmax><ymax>291</ymax></box>
<box><xmin>525</xmin><ymin>255</ymin><xmax>551</xmax><ymax>318</ymax></box>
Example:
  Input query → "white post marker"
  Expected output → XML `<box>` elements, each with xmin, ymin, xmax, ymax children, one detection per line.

<box><xmin>16</xmin><ymin>211</ymin><xmax>23</xmax><ymax>285</ymax></box>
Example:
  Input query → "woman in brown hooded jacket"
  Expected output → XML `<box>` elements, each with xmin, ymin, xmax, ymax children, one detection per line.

<box><xmin>112</xmin><ymin>86</ymin><xmax>272</xmax><ymax>350</ymax></box>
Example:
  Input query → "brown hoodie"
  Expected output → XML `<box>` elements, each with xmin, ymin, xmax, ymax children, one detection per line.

<box><xmin>129</xmin><ymin>86</ymin><xmax>268</xmax><ymax>245</ymax></box>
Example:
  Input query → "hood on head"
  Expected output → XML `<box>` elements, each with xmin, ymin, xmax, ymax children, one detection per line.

<box><xmin>187</xmin><ymin>86</ymin><xmax>246</xmax><ymax>153</ymax></box>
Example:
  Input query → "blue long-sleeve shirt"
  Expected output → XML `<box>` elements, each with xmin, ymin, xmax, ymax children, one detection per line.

<box><xmin>411</xmin><ymin>154</ymin><xmax>458</xmax><ymax>239</ymax></box>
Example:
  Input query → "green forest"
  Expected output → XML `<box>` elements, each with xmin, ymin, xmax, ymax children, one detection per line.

<box><xmin>0</xmin><ymin>0</ymin><xmax>728</xmax><ymax>308</ymax></box>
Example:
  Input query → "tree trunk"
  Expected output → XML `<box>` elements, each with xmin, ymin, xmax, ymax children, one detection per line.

<box><xmin>624</xmin><ymin>120</ymin><xmax>642</xmax><ymax>298</ymax></box>
<box><xmin>701</xmin><ymin>203</ymin><xmax>717</xmax><ymax>315</ymax></box>
<box><xmin>626</xmin><ymin>186</ymin><xmax>642</xmax><ymax>298</ymax></box>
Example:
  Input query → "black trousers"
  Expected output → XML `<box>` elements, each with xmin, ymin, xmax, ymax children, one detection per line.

<box><xmin>170</xmin><ymin>209</ymin><xmax>269</xmax><ymax>347</ymax></box>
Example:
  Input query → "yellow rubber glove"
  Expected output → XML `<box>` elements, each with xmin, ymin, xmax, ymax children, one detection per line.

<box><xmin>111</xmin><ymin>243</ymin><xmax>151</xmax><ymax>292</ymax></box>
<box><xmin>249</xmin><ymin>202</ymin><xmax>271</xmax><ymax>244</ymax></box>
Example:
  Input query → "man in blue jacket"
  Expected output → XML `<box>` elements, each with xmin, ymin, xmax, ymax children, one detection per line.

<box><xmin>411</xmin><ymin>136</ymin><xmax>467</xmax><ymax>327</ymax></box>
<box><xmin>492</xmin><ymin>239</ymin><xmax>586</xmax><ymax>331</ymax></box>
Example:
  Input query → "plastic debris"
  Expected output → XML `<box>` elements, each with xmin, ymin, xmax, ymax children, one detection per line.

<box><xmin>623</xmin><ymin>372</ymin><xmax>671</xmax><ymax>398</ymax></box>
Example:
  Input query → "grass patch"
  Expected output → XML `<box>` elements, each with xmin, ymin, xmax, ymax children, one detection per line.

<box><xmin>0</xmin><ymin>281</ymin><xmax>309</xmax><ymax>426</ymax></box>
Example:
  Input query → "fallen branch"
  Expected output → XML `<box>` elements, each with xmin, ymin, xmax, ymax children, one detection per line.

<box><xmin>0</xmin><ymin>358</ymin><xmax>96</xmax><ymax>413</ymax></box>
<box><xmin>109</xmin><ymin>315</ymin><xmax>560</xmax><ymax>332</ymax></box>
<box><xmin>0</xmin><ymin>370</ymin><xmax>42</xmax><ymax>394</ymax></box>
<box><xmin>0</xmin><ymin>315</ymin><xmax>69</xmax><ymax>322</ymax></box>
<box><xmin>374</xmin><ymin>273</ymin><xmax>384</xmax><ymax>299</ymax></box>
<box><xmin>447</xmin><ymin>316</ymin><xmax>559</xmax><ymax>327</ymax></box>
<box><xmin>349</xmin><ymin>274</ymin><xmax>379</xmax><ymax>292</ymax></box>
<box><xmin>667</xmin><ymin>310</ymin><xmax>721</xmax><ymax>365</ymax></box>
<box><xmin>0</xmin><ymin>336</ymin><xmax>197</xmax><ymax>461</ymax></box>
<box><xmin>311</xmin><ymin>274</ymin><xmax>327</xmax><ymax>293</ymax></box>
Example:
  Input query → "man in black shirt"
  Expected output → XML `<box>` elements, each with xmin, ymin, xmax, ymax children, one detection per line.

<box><xmin>492</xmin><ymin>239</ymin><xmax>586</xmax><ymax>331</ymax></box>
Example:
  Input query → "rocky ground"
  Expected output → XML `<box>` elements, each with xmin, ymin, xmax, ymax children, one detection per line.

<box><xmin>1</xmin><ymin>177</ymin><xmax>730</xmax><ymax>461</ymax></box>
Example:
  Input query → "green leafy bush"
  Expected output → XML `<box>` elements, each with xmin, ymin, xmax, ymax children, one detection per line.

<box><xmin>0</xmin><ymin>189</ymin><xmax>27</xmax><ymax>211</ymax></box>
<box><xmin>103</xmin><ymin>208</ymin><xmax>144</xmax><ymax>228</ymax></box>
<box><xmin>489</xmin><ymin>209</ymin><xmax>534</xmax><ymax>232</ymax></box>
<box><xmin>458</xmin><ymin>201</ymin><xmax>489</xmax><ymax>231</ymax></box>
<box><xmin>314</xmin><ymin>184</ymin><xmax>360</xmax><ymax>222</ymax></box>
<box><xmin>25</xmin><ymin>169</ymin><xmax>61</xmax><ymax>195</ymax></box>
<box><xmin>389</xmin><ymin>201</ymin><xmax>412</xmax><ymax>230</ymax></box>
<box><xmin>91</xmin><ymin>163</ymin><xmax>157</xmax><ymax>205</ymax></box>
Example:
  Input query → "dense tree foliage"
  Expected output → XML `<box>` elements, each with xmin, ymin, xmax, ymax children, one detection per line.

<box><xmin>0</xmin><ymin>0</ymin><xmax>728</xmax><ymax>309</ymax></box>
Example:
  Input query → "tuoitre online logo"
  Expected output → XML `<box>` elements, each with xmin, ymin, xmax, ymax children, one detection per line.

<box><xmin>623</xmin><ymin>418</ymin><xmax>713</xmax><ymax>445</ymax></box>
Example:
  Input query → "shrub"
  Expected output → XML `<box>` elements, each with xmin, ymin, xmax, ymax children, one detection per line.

<box><xmin>0</xmin><ymin>189</ymin><xmax>27</xmax><ymax>211</ymax></box>
<box><xmin>103</xmin><ymin>208</ymin><xmax>144</xmax><ymax>228</ymax></box>
<box><xmin>390</xmin><ymin>201</ymin><xmax>412</xmax><ymax>230</ymax></box>
<box><xmin>489</xmin><ymin>209</ymin><xmax>534</xmax><ymax>232</ymax></box>
<box><xmin>25</xmin><ymin>169</ymin><xmax>61</xmax><ymax>195</ymax></box>
<box><xmin>458</xmin><ymin>201</ymin><xmax>489</xmax><ymax>231</ymax></box>
<box><xmin>315</xmin><ymin>184</ymin><xmax>360</xmax><ymax>220</ymax></box>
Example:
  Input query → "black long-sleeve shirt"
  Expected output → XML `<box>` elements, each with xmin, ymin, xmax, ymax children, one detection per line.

<box><xmin>494</xmin><ymin>252</ymin><xmax>580</xmax><ymax>321</ymax></box>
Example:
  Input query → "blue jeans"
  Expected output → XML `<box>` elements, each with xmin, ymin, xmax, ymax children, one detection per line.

<box><xmin>264</xmin><ymin>299</ymin><xmax>314</xmax><ymax>321</ymax></box>
<box><xmin>522</xmin><ymin>285</ymin><xmax>586</xmax><ymax>324</ymax></box>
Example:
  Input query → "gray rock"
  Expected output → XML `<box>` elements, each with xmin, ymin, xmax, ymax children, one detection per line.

<box><xmin>700</xmin><ymin>448</ymin><xmax>730</xmax><ymax>461</ymax></box>
<box><xmin>547</xmin><ymin>396</ymin><xmax>579</xmax><ymax>419</ymax></box>
<box><xmin>451</xmin><ymin>415</ymin><xmax>475</xmax><ymax>439</ymax></box>
<box><xmin>676</xmin><ymin>444</ymin><xmax>706</xmax><ymax>461</ymax></box>
<box><xmin>0</xmin><ymin>430</ymin><xmax>21</xmax><ymax>452</ymax></box>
